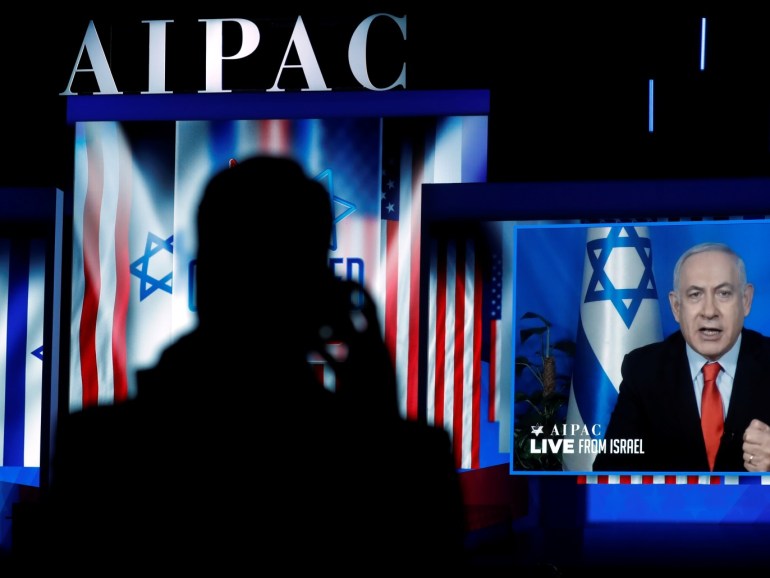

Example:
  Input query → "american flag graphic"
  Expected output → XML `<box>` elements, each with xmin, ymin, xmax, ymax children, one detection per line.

<box><xmin>425</xmin><ymin>225</ymin><xmax>507</xmax><ymax>470</ymax></box>
<box><xmin>380</xmin><ymin>118</ymin><xmax>423</xmax><ymax>421</ymax></box>
<box><xmin>427</xmin><ymin>234</ymin><xmax>482</xmax><ymax>470</ymax></box>
<box><xmin>379</xmin><ymin>116</ymin><xmax>488</xmax><ymax>469</ymax></box>
<box><xmin>486</xmin><ymin>247</ymin><xmax>503</xmax><ymax>424</ymax></box>
<box><xmin>0</xmin><ymin>238</ymin><xmax>45</xmax><ymax>469</ymax></box>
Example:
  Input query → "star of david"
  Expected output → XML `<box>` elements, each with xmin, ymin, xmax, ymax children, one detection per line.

<box><xmin>130</xmin><ymin>232</ymin><xmax>174</xmax><ymax>301</ymax></box>
<box><xmin>584</xmin><ymin>226</ymin><xmax>658</xmax><ymax>329</ymax></box>
<box><xmin>31</xmin><ymin>345</ymin><xmax>44</xmax><ymax>360</ymax></box>
<box><xmin>314</xmin><ymin>168</ymin><xmax>356</xmax><ymax>251</ymax></box>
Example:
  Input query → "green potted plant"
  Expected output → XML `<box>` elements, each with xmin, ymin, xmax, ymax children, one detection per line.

<box><xmin>513</xmin><ymin>312</ymin><xmax>575</xmax><ymax>471</ymax></box>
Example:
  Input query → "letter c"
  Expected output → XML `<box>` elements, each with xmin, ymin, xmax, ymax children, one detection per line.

<box><xmin>348</xmin><ymin>14</ymin><xmax>406</xmax><ymax>91</ymax></box>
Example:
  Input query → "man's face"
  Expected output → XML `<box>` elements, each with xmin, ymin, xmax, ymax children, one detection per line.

<box><xmin>668</xmin><ymin>250</ymin><xmax>753</xmax><ymax>361</ymax></box>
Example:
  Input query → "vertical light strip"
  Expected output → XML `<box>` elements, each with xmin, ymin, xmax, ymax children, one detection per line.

<box><xmin>47</xmin><ymin>188</ymin><xmax>63</xmax><ymax>484</ymax></box>
<box><xmin>648</xmin><ymin>79</ymin><xmax>654</xmax><ymax>133</ymax></box>
<box><xmin>700</xmin><ymin>17</ymin><xmax>707</xmax><ymax>71</ymax></box>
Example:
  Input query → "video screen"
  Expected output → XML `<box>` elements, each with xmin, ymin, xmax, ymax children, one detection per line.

<box><xmin>66</xmin><ymin>91</ymin><xmax>491</xmax><ymax>481</ymax></box>
<box><xmin>512</xmin><ymin>219</ymin><xmax>770</xmax><ymax>476</ymax></box>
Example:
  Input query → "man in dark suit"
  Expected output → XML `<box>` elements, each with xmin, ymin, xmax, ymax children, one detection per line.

<box><xmin>593</xmin><ymin>241</ymin><xmax>770</xmax><ymax>473</ymax></box>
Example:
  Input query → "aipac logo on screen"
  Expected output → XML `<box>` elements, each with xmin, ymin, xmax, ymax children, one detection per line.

<box><xmin>529</xmin><ymin>423</ymin><xmax>645</xmax><ymax>455</ymax></box>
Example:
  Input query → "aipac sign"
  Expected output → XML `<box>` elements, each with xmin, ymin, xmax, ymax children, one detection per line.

<box><xmin>61</xmin><ymin>15</ymin><xmax>407</xmax><ymax>96</ymax></box>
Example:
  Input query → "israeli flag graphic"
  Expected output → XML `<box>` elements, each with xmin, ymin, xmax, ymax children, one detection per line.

<box><xmin>1</xmin><ymin>238</ymin><xmax>45</xmax><ymax>470</ymax></box>
<box><xmin>562</xmin><ymin>226</ymin><xmax>663</xmax><ymax>471</ymax></box>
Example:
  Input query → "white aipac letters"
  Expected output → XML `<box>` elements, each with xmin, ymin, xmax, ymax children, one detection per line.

<box><xmin>201</xmin><ymin>18</ymin><xmax>262</xmax><ymax>94</ymax></box>
<box><xmin>60</xmin><ymin>14</ymin><xmax>407</xmax><ymax>96</ymax></box>
<box><xmin>60</xmin><ymin>20</ymin><xmax>122</xmax><ymax>95</ymax></box>
<box><xmin>348</xmin><ymin>13</ymin><xmax>407</xmax><ymax>91</ymax></box>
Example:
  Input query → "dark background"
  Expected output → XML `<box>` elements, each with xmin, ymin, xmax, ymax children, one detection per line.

<box><xmin>4</xmin><ymin>9</ymin><xmax>770</xmax><ymax>572</ymax></box>
<box><xmin>3</xmin><ymin>8</ymin><xmax>769</xmax><ymax>193</ymax></box>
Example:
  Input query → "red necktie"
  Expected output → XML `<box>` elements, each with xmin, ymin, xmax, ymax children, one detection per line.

<box><xmin>701</xmin><ymin>362</ymin><xmax>724</xmax><ymax>471</ymax></box>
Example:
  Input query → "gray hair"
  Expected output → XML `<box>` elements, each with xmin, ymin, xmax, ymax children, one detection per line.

<box><xmin>672</xmin><ymin>242</ymin><xmax>747</xmax><ymax>293</ymax></box>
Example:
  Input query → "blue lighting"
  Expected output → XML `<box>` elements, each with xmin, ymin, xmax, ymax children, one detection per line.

<box><xmin>66</xmin><ymin>90</ymin><xmax>491</xmax><ymax>123</ymax></box>
<box><xmin>648</xmin><ymin>79</ymin><xmax>654</xmax><ymax>133</ymax></box>
<box><xmin>700</xmin><ymin>17</ymin><xmax>707</xmax><ymax>71</ymax></box>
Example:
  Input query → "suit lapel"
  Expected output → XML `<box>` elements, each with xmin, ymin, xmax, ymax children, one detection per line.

<box><xmin>666</xmin><ymin>333</ymin><xmax>709</xmax><ymax>456</ymax></box>
<box><xmin>725</xmin><ymin>331</ymin><xmax>763</xmax><ymax>434</ymax></box>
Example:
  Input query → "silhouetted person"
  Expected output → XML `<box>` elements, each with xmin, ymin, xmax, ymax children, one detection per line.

<box><xmin>38</xmin><ymin>156</ymin><xmax>466</xmax><ymax>572</ymax></box>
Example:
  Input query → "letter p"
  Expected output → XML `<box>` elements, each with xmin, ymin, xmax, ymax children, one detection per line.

<box><xmin>200</xmin><ymin>18</ymin><xmax>260</xmax><ymax>93</ymax></box>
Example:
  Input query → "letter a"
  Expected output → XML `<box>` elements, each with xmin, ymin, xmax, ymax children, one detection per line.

<box><xmin>60</xmin><ymin>21</ymin><xmax>121</xmax><ymax>95</ymax></box>
<box><xmin>268</xmin><ymin>16</ymin><xmax>331</xmax><ymax>92</ymax></box>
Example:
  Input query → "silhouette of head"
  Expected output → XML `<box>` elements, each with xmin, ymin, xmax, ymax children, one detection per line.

<box><xmin>195</xmin><ymin>155</ymin><xmax>334</xmax><ymax>346</ymax></box>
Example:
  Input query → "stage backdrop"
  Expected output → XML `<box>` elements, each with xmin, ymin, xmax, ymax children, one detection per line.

<box><xmin>67</xmin><ymin>91</ymin><xmax>494</xmax><ymax>471</ymax></box>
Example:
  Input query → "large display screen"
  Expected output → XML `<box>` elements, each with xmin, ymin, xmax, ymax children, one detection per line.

<box><xmin>420</xmin><ymin>178</ymin><xmax>770</xmax><ymax>524</ymax></box>
<box><xmin>66</xmin><ymin>91</ymin><xmax>492</xmax><ymax>472</ymax></box>
<box><xmin>512</xmin><ymin>219</ymin><xmax>770</xmax><ymax>476</ymax></box>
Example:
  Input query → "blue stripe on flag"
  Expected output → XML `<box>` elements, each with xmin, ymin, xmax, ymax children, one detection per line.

<box><xmin>573</xmin><ymin>317</ymin><xmax>619</xmax><ymax>439</ymax></box>
<box><xmin>4</xmin><ymin>239</ymin><xmax>30</xmax><ymax>466</ymax></box>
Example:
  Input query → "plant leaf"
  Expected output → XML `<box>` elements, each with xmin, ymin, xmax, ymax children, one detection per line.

<box><xmin>520</xmin><ymin>312</ymin><xmax>551</xmax><ymax>327</ymax></box>
<box><xmin>553</xmin><ymin>339</ymin><xmax>576</xmax><ymax>355</ymax></box>
<box><xmin>520</xmin><ymin>326</ymin><xmax>547</xmax><ymax>343</ymax></box>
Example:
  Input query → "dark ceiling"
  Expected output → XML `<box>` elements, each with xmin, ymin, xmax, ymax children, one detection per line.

<box><xmin>3</xmin><ymin>9</ymin><xmax>768</xmax><ymax>191</ymax></box>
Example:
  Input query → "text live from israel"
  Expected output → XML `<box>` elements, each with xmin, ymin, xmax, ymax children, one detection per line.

<box><xmin>529</xmin><ymin>424</ymin><xmax>644</xmax><ymax>456</ymax></box>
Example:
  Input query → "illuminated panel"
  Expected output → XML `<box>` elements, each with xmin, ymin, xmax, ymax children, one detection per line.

<box><xmin>66</xmin><ymin>90</ymin><xmax>491</xmax><ymax>451</ymax></box>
